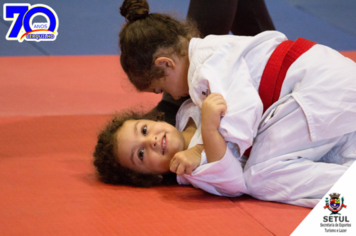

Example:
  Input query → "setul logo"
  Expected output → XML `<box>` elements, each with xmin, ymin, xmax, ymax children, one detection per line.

<box><xmin>321</xmin><ymin>192</ymin><xmax>351</xmax><ymax>233</ymax></box>
<box><xmin>3</xmin><ymin>3</ymin><xmax>59</xmax><ymax>42</ymax></box>
<box><xmin>324</xmin><ymin>192</ymin><xmax>347</xmax><ymax>215</ymax></box>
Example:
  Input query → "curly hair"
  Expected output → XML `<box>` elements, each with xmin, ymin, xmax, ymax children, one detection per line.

<box><xmin>93</xmin><ymin>109</ymin><xmax>177</xmax><ymax>187</ymax></box>
<box><xmin>119</xmin><ymin>0</ymin><xmax>201</xmax><ymax>91</ymax></box>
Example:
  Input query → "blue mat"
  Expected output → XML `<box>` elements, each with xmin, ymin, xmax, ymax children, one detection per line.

<box><xmin>0</xmin><ymin>0</ymin><xmax>355</xmax><ymax>56</ymax></box>
<box><xmin>279</xmin><ymin>0</ymin><xmax>356</xmax><ymax>37</ymax></box>
<box><xmin>266</xmin><ymin>0</ymin><xmax>356</xmax><ymax>50</ymax></box>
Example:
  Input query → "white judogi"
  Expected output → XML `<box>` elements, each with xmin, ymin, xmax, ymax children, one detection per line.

<box><xmin>244</xmin><ymin>43</ymin><xmax>356</xmax><ymax>208</ymax></box>
<box><xmin>188</xmin><ymin>31</ymin><xmax>285</xmax><ymax>157</ymax></box>
<box><xmin>177</xmin><ymin>31</ymin><xmax>356</xmax><ymax>208</ymax></box>
<box><xmin>176</xmin><ymin>99</ymin><xmax>248</xmax><ymax>197</ymax></box>
<box><xmin>175</xmin><ymin>99</ymin><xmax>356</xmax><ymax>207</ymax></box>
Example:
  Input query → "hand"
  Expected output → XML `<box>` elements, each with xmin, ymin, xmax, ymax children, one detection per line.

<box><xmin>169</xmin><ymin>145</ymin><xmax>203</xmax><ymax>175</ymax></box>
<box><xmin>201</xmin><ymin>93</ymin><xmax>227</xmax><ymax>131</ymax></box>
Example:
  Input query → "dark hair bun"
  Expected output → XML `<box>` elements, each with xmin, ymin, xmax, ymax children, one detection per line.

<box><xmin>120</xmin><ymin>0</ymin><xmax>149</xmax><ymax>22</ymax></box>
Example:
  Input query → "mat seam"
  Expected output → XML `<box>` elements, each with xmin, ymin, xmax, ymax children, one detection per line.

<box><xmin>227</xmin><ymin>197</ymin><xmax>276</xmax><ymax>236</ymax></box>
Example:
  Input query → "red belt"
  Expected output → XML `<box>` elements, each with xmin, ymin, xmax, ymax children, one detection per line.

<box><xmin>244</xmin><ymin>38</ymin><xmax>317</xmax><ymax>157</ymax></box>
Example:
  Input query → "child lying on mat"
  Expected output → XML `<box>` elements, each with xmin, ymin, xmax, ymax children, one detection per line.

<box><xmin>94</xmin><ymin>94</ymin><xmax>242</xmax><ymax>190</ymax></box>
<box><xmin>113</xmin><ymin>0</ymin><xmax>356</xmax><ymax>208</ymax></box>
<box><xmin>94</xmin><ymin>95</ymin><xmax>356</xmax><ymax>208</ymax></box>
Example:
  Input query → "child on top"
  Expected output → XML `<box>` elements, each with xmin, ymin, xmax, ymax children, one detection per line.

<box><xmin>117</xmin><ymin>0</ymin><xmax>356</xmax><ymax>207</ymax></box>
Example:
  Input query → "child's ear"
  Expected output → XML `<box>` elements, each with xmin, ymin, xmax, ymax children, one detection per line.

<box><xmin>154</xmin><ymin>57</ymin><xmax>175</xmax><ymax>69</ymax></box>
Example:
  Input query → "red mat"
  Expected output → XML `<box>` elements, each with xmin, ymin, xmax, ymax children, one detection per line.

<box><xmin>0</xmin><ymin>55</ymin><xmax>161</xmax><ymax>117</ymax></box>
<box><xmin>1</xmin><ymin>52</ymin><xmax>355</xmax><ymax>235</ymax></box>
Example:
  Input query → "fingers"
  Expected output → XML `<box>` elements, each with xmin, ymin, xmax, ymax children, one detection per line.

<box><xmin>169</xmin><ymin>156</ymin><xmax>179</xmax><ymax>173</ymax></box>
<box><xmin>176</xmin><ymin>164</ymin><xmax>186</xmax><ymax>175</ymax></box>
<box><xmin>170</xmin><ymin>159</ymin><xmax>186</xmax><ymax>175</ymax></box>
<box><xmin>184</xmin><ymin>165</ymin><xmax>193</xmax><ymax>175</ymax></box>
<box><xmin>170</xmin><ymin>147</ymin><xmax>202</xmax><ymax>175</ymax></box>
<box><xmin>204</xmin><ymin>93</ymin><xmax>227</xmax><ymax>115</ymax></box>
<box><xmin>220</xmin><ymin>103</ymin><xmax>227</xmax><ymax>116</ymax></box>
<box><xmin>206</xmin><ymin>93</ymin><xmax>224</xmax><ymax>100</ymax></box>
<box><xmin>169</xmin><ymin>153</ymin><xmax>193</xmax><ymax>175</ymax></box>
<box><xmin>174</xmin><ymin>163</ymin><xmax>193</xmax><ymax>175</ymax></box>
<box><xmin>205</xmin><ymin>93</ymin><xmax>226</xmax><ymax>106</ymax></box>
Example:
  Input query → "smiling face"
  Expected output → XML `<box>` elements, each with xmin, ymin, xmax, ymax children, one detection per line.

<box><xmin>115</xmin><ymin>119</ymin><xmax>185</xmax><ymax>175</ymax></box>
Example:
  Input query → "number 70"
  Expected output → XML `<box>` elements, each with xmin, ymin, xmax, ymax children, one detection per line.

<box><xmin>3</xmin><ymin>4</ymin><xmax>58</xmax><ymax>42</ymax></box>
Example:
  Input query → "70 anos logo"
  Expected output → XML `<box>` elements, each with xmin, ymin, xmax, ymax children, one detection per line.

<box><xmin>3</xmin><ymin>3</ymin><xmax>58</xmax><ymax>42</ymax></box>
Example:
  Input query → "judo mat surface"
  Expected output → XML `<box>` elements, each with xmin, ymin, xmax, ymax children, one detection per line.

<box><xmin>1</xmin><ymin>0</ymin><xmax>356</xmax><ymax>235</ymax></box>
<box><xmin>1</xmin><ymin>53</ymin><xmax>355</xmax><ymax>235</ymax></box>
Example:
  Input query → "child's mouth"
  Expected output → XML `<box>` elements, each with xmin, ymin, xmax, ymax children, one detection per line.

<box><xmin>161</xmin><ymin>134</ymin><xmax>166</xmax><ymax>155</ymax></box>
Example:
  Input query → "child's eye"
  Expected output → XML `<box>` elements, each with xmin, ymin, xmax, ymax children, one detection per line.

<box><xmin>142</xmin><ymin>125</ymin><xmax>147</xmax><ymax>135</ymax></box>
<box><xmin>138</xmin><ymin>149</ymin><xmax>144</xmax><ymax>161</ymax></box>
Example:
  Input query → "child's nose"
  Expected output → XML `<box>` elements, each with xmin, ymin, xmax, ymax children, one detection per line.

<box><xmin>149</xmin><ymin>135</ymin><xmax>158</xmax><ymax>149</ymax></box>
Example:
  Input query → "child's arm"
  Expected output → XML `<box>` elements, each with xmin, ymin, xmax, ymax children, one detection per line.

<box><xmin>188</xmin><ymin>34</ymin><xmax>286</xmax><ymax>157</ymax></box>
<box><xmin>170</xmin><ymin>144</ymin><xmax>204</xmax><ymax>175</ymax></box>
<box><xmin>201</xmin><ymin>93</ymin><xmax>227</xmax><ymax>163</ymax></box>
